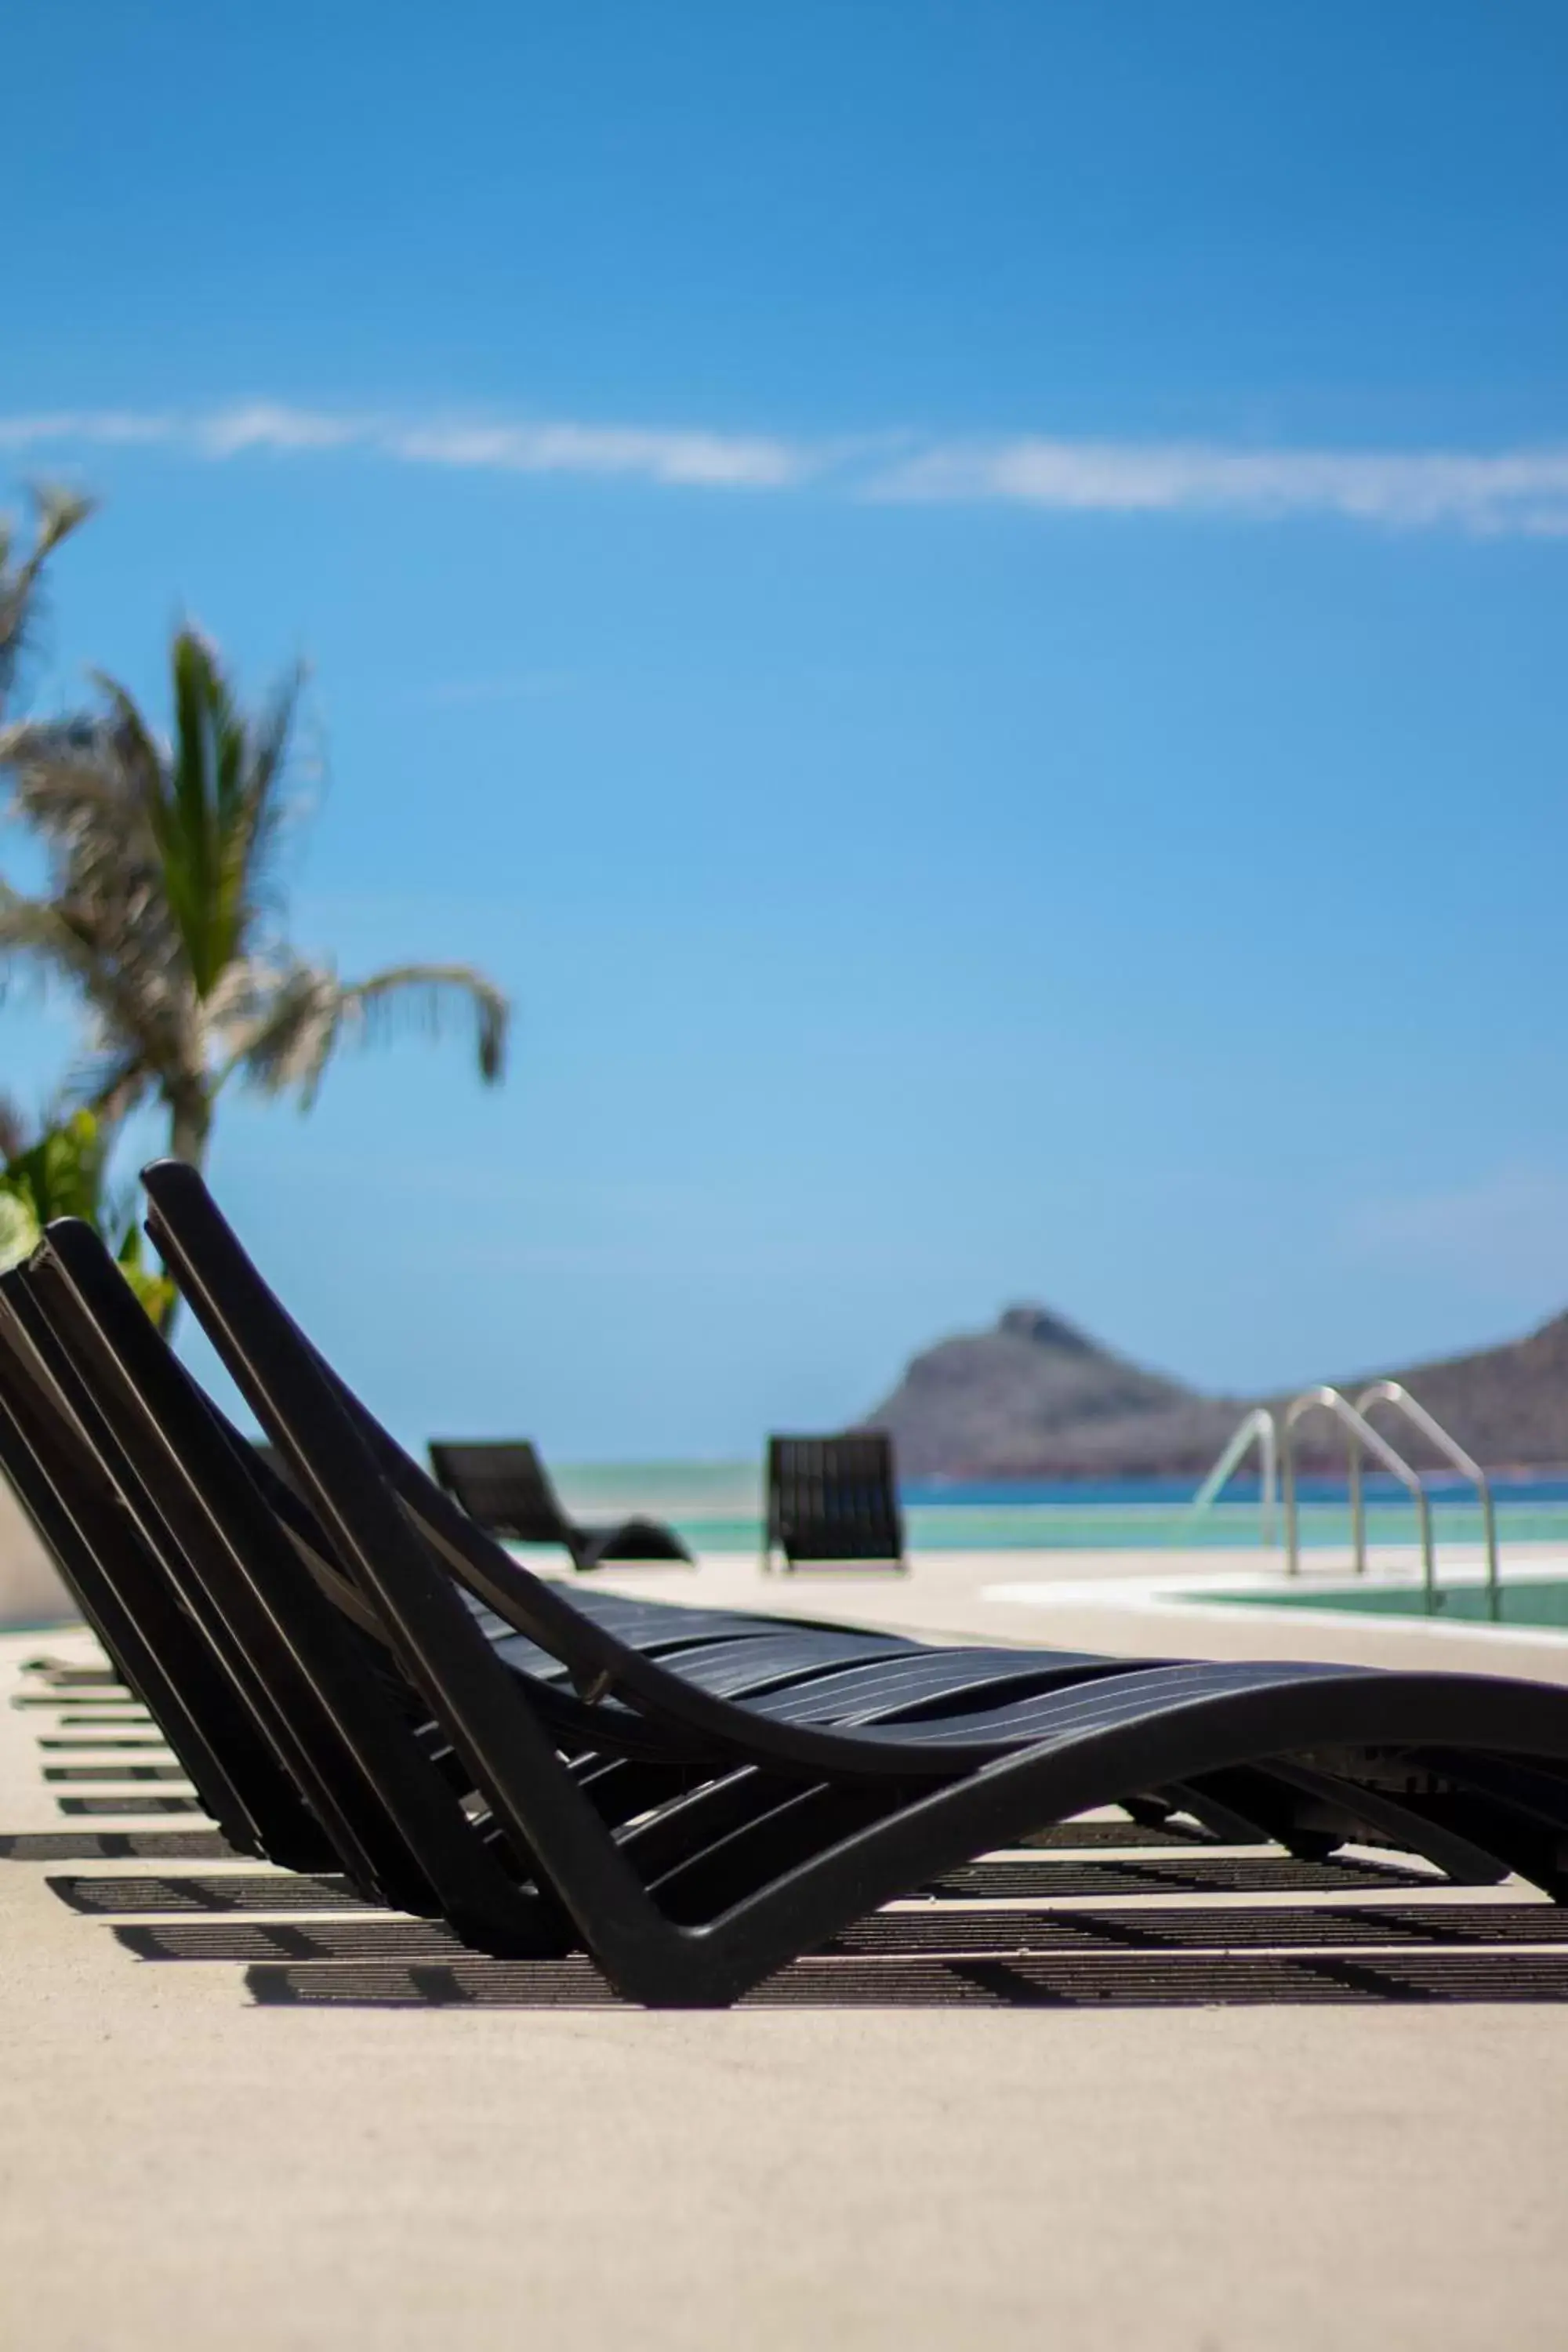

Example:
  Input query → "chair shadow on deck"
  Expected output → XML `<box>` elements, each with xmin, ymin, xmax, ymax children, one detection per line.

<box><xmin>0</xmin><ymin>1827</ymin><xmax>240</xmax><ymax>1861</ymax></box>
<box><xmin>49</xmin><ymin>1869</ymin><xmax>365</xmax><ymax>1914</ymax></box>
<box><xmin>40</xmin><ymin>1846</ymin><xmax>1465</xmax><ymax>1930</ymax></box>
<box><xmin>242</xmin><ymin>1946</ymin><xmax>1568</xmax><ymax>2009</ymax></box>
<box><xmin>53</xmin><ymin>1794</ymin><xmax>204</xmax><ymax>1817</ymax></box>
<box><xmin>49</xmin><ymin>1871</ymin><xmax>1568</xmax><ymax>2009</ymax></box>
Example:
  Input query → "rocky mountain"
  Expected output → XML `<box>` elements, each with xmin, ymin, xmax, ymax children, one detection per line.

<box><xmin>865</xmin><ymin>1301</ymin><xmax>1568</xmax><ymax>1479</ymax></box>
<box><xmin>865</xmin><ymin>1304</ymin><xmax>1240</xmax><ymax>1479</ymax></box>
<box><xmin>1323</xmin><ymin>1309</ymin><xmax>1568</xmax><ymax>1473</ymax></box>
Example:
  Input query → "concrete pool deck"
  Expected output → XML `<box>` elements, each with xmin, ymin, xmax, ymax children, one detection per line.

<box><xmin>5</xmin><ymin>1555</ymin><xmax>1568</xmax><ymax>2350</ymax></box>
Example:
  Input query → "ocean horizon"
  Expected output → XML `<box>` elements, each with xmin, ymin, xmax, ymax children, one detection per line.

<box><xmin>538</xmin><ymin>1461</ymin><xmax>1568</xmax><ymax>1554</ymax></box>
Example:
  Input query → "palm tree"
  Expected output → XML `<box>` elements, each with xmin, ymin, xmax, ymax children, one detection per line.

<box><xmin>0</xmin><ymin>626</ymin><xmax>509</xmax><ymax>1174</ymax></box>
<box><xmin>0</xmin><ymin>484</ymin><xmax>96</xmax><ymax>719</ymax></box>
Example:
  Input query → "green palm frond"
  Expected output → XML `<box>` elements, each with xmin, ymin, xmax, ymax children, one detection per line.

<box><xmin>232</xmin><ymin>659</ymin><xmax>303</xmax><ymax>922</ymax></box>
<box><xmin>0</xmin><ymin>877</ymin><xmax>190</xmax><ymax>1115</ymax></box>
<box><xmin>0</xmin><ymin>878</ymin><xmax>103</xmax><ymax>989</ymax></box>
<box><xmin>27</xmin><ymin>485</ymin><xmax>97</xmax><ymax>570</ymax></box>
<box><xmin>334</xmin><ymin>962</ymin><xmax>510</xmax><ymax>1084</ymax></box>
<box><xmin>122</xmin><ymin>630</ymin><xmax>302</xmax><ymax>1000</ymax></box>
<box><xmin>227</xmin><ymin>957</ymin><xmax>510</xmax><ymax>1106</ymax></box>
<box><xmin>0</xmin><ymin>484</ymin><xmax>97</xmax><ymax>712</ymax></box>
<box><xmin>0</xmin><ymin>713</ymin><xmax>167</xmax><ymax>932</ymax></box>
<box><xmin>219</xmin><ymin>959</ymin><xmax>342</xmax><ymax>1099</ymax></box>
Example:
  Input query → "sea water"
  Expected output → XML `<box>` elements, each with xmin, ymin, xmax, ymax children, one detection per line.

<box><xmin>545</xmin><ymin>1464</ymin><xmax>1568</xmax><ymax>1555</ymax></box>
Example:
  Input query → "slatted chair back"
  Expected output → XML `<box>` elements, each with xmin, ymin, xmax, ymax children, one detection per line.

<box><xmin>22</xmin><ymin>1221</ymin><xmax>552</xmax><ymax>1943</ymax></box>
<box><xmin>764</xmin><ymin>1432</ymin><xmax>906</xmax><ymax>1570</ymax></box>
<box><xmin>428</xmin><ymin>1440</ymin><xmax>573</xmax><ymax>1545</ymax></box>
<box><xmin>0</xmin><ymin>1277</ymin><xmax>303</xmax><ymax>1858</ymax></box>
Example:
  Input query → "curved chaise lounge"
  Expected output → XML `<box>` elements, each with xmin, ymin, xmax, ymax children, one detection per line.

<box><xmin>0</xmin><ymin>1265</ymin><xmax>956</xmax><ymax>1896</ymax></box>
<box><xmin>19</xmin><ymin>1162</ymin><xmax>1568</xmax><ymax>2006</ymax></box>
<box><xmin>427</xmin><ymin>1439</ymin><xmax>693</xmax><ymax>1570</ymax></box>
<box><xmin>5</xmin><ymin>1240</ymin><xmax>1146</xmax><ymax>1926</ymax></box>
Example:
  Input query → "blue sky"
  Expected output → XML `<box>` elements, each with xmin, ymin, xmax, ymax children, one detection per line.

<box><xmin>4</xmin><ymin>1</ymin><xmax>1568</xmax><ymax>1453</ymax></box>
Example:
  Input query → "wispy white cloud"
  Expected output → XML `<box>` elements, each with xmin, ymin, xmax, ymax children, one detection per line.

<box><xmin>0</xmin><ymin>408</ymin><xmax>178</xmax><ymax>450</ymax></box>
<box><xmin>4</xmin><ymin>401</ymin><xmax>1568</xmax><ymax>533</ymax></box>
<box><xmin>869</xmin><ymin>437</ymin><xmax>1568</xmax><ymax>535</ymax></box>
<box><xmin>382</xmin><ymin>418</ymin><xmax>808</xmax><ymax>487</ymax></box>
<box><xmin>0</xmin><ymin>402</ymin><xmax>811</xmax><ymax>492</ymax></box>
<box><xmin>194</xmin><ymin>402</ymin><xmax>366</xmax><ymax>457</ymax></box>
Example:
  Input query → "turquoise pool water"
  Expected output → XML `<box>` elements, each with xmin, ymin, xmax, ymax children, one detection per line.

<box><xmin>1202</xmin><ymin>1578</ymin><xmax>1568</xmax><ymax>1628</ymax></box>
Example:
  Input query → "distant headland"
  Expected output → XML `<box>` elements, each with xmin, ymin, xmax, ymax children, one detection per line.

<box><xmin>863</xmin><ymin>1300</ymin><xmax>1568</xmax><ymax>1478</ymax></box>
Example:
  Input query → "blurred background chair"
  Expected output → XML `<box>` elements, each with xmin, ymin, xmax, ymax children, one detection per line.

<box><xmin>763</xmin><ymin>1432</ymin><xmax>907</xmax><ymax>1572</ymax></box>
<box><xmin>428</xmin><ymin>1438</ymin><xmax>693</xmax><ymax>1570</ymax></box>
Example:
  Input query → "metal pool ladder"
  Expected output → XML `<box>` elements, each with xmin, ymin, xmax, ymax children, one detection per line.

<box><xmin>1348</xmin><ymin>1381</ymin><xmax>1500</xmax><ymax>1620</ymax></box>
<box><xmin>1191</xmin><ymin>1406</ymin><xmax>1279</xmax><ymax>1543</ymax></box>
<box><xmin>1196</xmin><ymin>1386</ymin><xmax>1501</xmax><ymax>1618</ymax></box>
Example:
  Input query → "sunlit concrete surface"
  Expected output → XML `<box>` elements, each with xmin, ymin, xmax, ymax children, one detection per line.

<box><xmin>5</xmin><ymin>1581</ymin><xmax>1568</xmax><ymax>2352</ymax></box>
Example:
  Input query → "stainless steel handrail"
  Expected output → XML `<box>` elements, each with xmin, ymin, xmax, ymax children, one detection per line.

<box><xmin>1191</xmin><ymin>1407</ymin><xmax>1279</xmax><ymax>1546</ymax></box>
<box><xmin>1281</xmin><ymin>1386</ymin><xmax>1436</xmax><ymax>1603</ymax></box>
<box><xmin>1354</xmin><ymin>1381</ymin><xmax>1500</xmax><ymax>1621</ymax></box>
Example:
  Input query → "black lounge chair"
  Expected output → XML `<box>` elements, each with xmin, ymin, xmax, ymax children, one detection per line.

<box><xmin>0</xmin><ymin>1272</ymin><xmax>344</xmax><ymax>1870</ymax></box>
<box><xmin>429</xmin><ymin>1439</ymin><xmax>693</xmax><ymax>1571</ymax></box>
<box><xmin>764</xmin><ymin>1432</ymin><xmax>907</xmax><ymax>1572</ymax></box>
<box><xmin>0</xmin><ymin>1200</ymin><xmax>1536</xmax><ymax>1974</ymax></box>
<box><xmin>85</xmin><ymin>1159</ymin><xmax>1568</xmax><ymax>2006</ymax></box>
<box><xmin>2</xmin><ymin>1247</ymin><xmax>923</xmax><ymax>1924</ymax></box>
<box><xmin>0</xmin><ymin>1263</ymin><xmax>459</xmax><ymax>1894</ymax></box>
